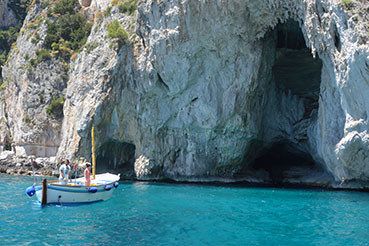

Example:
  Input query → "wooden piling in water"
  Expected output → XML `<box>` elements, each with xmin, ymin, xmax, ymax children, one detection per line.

<box><xmin>41</xmin><ymin>178</ymin><xmax>47</xmax><ymax>205</ymax></box>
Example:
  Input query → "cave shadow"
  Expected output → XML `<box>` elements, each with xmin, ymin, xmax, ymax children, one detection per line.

<box><xmin>236</xmin><ymin>19</ymin><xmax>327</xmax><ymax>186</ymax></box>
<box><xmin>96</xmin><ymin>140</ymin><xmax>136</xmax><ymax>179</ymax></box>
<box><xmin>249</xmin><ymin>142</ymin><xmax>324</xmax><ymax>184</ymax></box>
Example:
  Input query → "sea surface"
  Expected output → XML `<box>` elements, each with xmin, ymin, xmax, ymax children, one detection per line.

<box><xmin>0</xmin><ymin>174</ymin><xmax>369</xmax><ymax>246</ymax></box>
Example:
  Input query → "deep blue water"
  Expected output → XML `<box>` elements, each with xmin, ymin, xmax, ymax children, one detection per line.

<box><xmin>1</xmin><ymin>174</ymin><xmax>369</xmax><ymax>245</ymax></box>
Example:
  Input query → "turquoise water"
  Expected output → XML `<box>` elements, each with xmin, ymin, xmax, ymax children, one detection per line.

<box><xmin>1</xmin><ymin>174</ymin><xmax>369</xmax><ymax>245</ymax></box>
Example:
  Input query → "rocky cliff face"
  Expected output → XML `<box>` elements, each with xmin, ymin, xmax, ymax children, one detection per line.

<box><xmin>1</xmin><ymin>1</ymin><xmax>67</xmax><ymax>157</ymax></box>
<box><xmin>1</xmin><ymin>0</ymin><xmax>369</xmax><ymax>189</ymax></box>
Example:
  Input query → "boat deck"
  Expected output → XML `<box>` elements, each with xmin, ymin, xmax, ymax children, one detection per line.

<box><xmin>50</xmin><ymin>173</ymin><xmax>120</xmax><ymax>187</ymax></box>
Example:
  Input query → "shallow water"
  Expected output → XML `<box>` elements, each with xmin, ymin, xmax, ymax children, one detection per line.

<box><xmin>1</xmin><ymin>174</ymin><xmax>369</xmax><ymax>245</ymax></box>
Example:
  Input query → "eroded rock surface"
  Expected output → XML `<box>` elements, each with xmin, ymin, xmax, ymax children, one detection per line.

<box><xmin>1</xmin><ymin>2</ymin><xmax>65</xmax><ymax>157</ymax></box>
<box><xmin>1</xmin><ymin>0</ymin><xmax>369</xmax><ymax>189</ymax></box>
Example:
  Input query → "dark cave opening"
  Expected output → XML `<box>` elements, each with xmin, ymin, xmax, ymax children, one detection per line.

<box><xmin>240</xmin><ymin>19</ymin><xmax>326</xmax><ymax>185</ymax></box>
<box><xmin>273</xmin><ymin>19</ymin><xmax>322</xmax><ymax>105</ymax></box>
<box><xmin>276</xmin><ymin>20</ymin><xmax>306</xmax><ymax>49</ymax></box>
<box><xmin>96</xmin><ymin>140</ymin><xmax>136</xmax><ymax>178</ymax></box>
<box><xmin>249</xmin><ymin>142</ymin><xmax>322</xmax><ymax>184</ymax></box>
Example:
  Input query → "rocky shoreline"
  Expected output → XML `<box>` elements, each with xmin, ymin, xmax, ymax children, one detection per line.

<box><xmin>0</xmin><ymin>151</ymin><xmax>57</xmax><ymax>176</ymax></box>
<box><xmin>0</xmin><ymin>151</ymin><xmax>86</xmax><ymax>177</ymax></box>
<box><xmin>0</xmin><ymin>150</ymin><xmax>133</xmax><ymax>180</ymax></box>
<box><xmin>2</xmin><ymin>148</ymin><xmax>367</xmax><ymax>191</ymax></box>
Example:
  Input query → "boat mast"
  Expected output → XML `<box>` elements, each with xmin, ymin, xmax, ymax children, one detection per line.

<box><xmin>91</xmin><ymin>125</ymin><xmax>96</xmax><ymax>180</ymax></box>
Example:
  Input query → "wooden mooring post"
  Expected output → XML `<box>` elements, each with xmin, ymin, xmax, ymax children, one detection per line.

<box><xmin>41</xmin><ymin>178</ymin><xmax>47</xmax><ymax>205</ymax></box>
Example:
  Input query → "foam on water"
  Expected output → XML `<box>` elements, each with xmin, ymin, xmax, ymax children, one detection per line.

<box><xmin>1</xmin><ymin>174</ymin><xmax>369</xmax><ymax>245</ymax></box>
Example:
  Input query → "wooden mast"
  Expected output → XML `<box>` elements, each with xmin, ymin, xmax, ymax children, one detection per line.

<box><xmin>91</xmin><ymin>126</ymin><xmax>96</xmax><ymax>180</ymax></box>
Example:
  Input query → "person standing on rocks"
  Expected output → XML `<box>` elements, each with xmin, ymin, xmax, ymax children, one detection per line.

<box><xmin>59</xmin><ymin>160</ymin><xmax>71</xmax><ymax>184</ymax></box>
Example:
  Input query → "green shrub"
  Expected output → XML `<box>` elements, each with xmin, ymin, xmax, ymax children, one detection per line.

<box><xmin>39</xmin><ymin>94</ymin><xmax>45</xmax><ymax>104</ymax></box>
<box><xmin>104</xmin><ymin>6</ymin><xmax>112</xmax><ymax>17</ymax></box>
<box><xmin>23</xmin><ymin>116</ymin><xmax>34</xmax><ymax>126</ymax></box>
<box><xmin>24</xmin><ymin>116</ymin><xmax>31</xmax><ymax>123</ymax></box>
<box><xmin>0</xmin><ymin>27</ymin><xmax>15</xmax><ymax>51</ymax></box>
<box><xmin>53</xmin><ymin>0</ymin><xmax>79</xmax><ymax>15</ymax></box>
<box><xmin>41</xmin><ymin>0</ymin><xmax>50</xmax><ymax>9</ymax></box>
<box><xmin>29</xmin><ymin>49</ymin><xmax>52</xmax><ymax>67</ymax></box>
<box><xmin>29</xmin><ymin>58</ymin><xmax>36</xmax><ymax>67</ymax></box>
<box><xmin>111</xmin><ymin>0</ymin><xmax>138</xmax><ymax>15</ymax></box>
<box><xmin>58</xmin><ymin>14</ymin><xmax>92</xmax><ymax>50</ymax></box>
<box><xmin>36</xmin><ymin>48</ymin><xmax>52</xmax><ymax>63</ymax></box>
<box><xmin>31</xmin><ymin>33</ymin><xmax>40</xmax><ymax>44</ymax></box>
<box><xmin>1</xmin><ymin>0</ymin><xmax>31</xmax><ymax>81</ymax></box>
<box><xmin>44</xmin><ymin>21</ymin><xmax>58</xmax><ymax>48</ymax></box>
<box><xmin>7</xmin><ymin>0</ymin><xmax>33</xmax><ymax>20</ymax></box>
<box><xmin>119</xmin><ymin>0</ymin><xmax>138</xmax><ymax>15</ymax></box>
<box><xmin>107</xmin><ymin>20</ymin><xmax>129</xmax><ymax>48</ymax></box>
<box><xmin>53</xmin><ymin>42</ymin><xmax>73</xmax><ymax>60</ymax></box>
<box><xmin>85</xmin><ymin>41</ymin><xmax>100</xmax><ymax>53</ymax></box>
<box><xmin>341</xmin><ymin>0</ymin><xmax>354</xmax><ymax>9</ymax></box>
<box><xmin>36</xmin><ymin>49</ymin><xmax>51</xmax><ymax>61</ymax></box>
<box><xmin>0</xmin><ymin>25</ymin><xmax>20</xmax><ymax>71</ymax></box>
<box><xmin>44</xmin><ymin>5</ymin><xmax>92</xmax><ymax>61</ymax></box>
<box><xmin>0</xmin><ymin>79</ymin><xmax>8</xmax><ymax>91</ymax></box>
<box><xmin>0</xmin><ymin>53</ymin><xmax>8</xmax><ymax>67</ymax></box>
<box><xmin>61</xmin><ymin>72</ymin><xmax>69</xmax><ymax>82</ymax></box>
<box><xmin>46</xmin><ymin>96</ymin><xmax>65</xmax><ymax>117</ymax></box>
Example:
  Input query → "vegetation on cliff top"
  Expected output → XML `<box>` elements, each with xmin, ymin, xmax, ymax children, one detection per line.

<box><xmin>107</xmin><ymin>20</ymin><xmax>129</xmax><ymax>49</ymax></box>
<box><xmin>44</xmin><ymin>0</ymin><xmax>92</xmax><ymax>61</ymax></box>
<box><xmin>4</xmin><ymin>0</ymin><xmax>92</xmax><ymax>118</ymax></box>
<box><xmin>29</xmin><ymin>48</ymin><xmax>51</xmax><ymax>67</ymax></box>
<box><xmin>0</xmin><ymin>0</ymin><xmax>33</xmax><ymax>83</ymax></box>
<box><xmin>7</xmin><ymin>0</ymin><xmax>33</xmax><ymax>20</ymax></box>
<box><xmin>104</xmin><ymin>0</ymin><xmax>138</xmax><ymax>50</ymax></box>
<box><xmin>340</xmin><ymin>0</ymin><xmax>369</xmax><ymax>43</ymax></box>
<box><xmin>106</xmin><ymin>0</ymin><xmax>138</xmax><ymax>16</ymax></box>
<box><xmin>117</xmin><ymin>0</ymin><xmax>138</xmax><ymax>15</ymax></box>
<box><xmin>0</xmin><ymin>26</ymin><xmax>19</xmax><ymax>77</ymax></box>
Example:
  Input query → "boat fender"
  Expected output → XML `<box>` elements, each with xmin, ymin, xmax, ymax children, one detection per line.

<box><xmin>104</xmin><ymin>185</ymin><xmax>112</xmax><ymax>191</ymax></box>
<box><xmin>88</xmin><ymin>187</ymin><xmax>98</xmax><ymax>193</ymax></box>
<box><xmin>26</xmin><ymin>186</ymin><xmax>36</xmax><ymax>197</ymax></box>
<box><xmin>114</xmin><ymin>182</ymin><xmax>119</xmax><ymax>188</ymax></box>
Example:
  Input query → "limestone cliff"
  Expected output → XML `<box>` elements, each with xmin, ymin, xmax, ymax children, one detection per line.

<box><xmin>1</xmin><ymin>1</ymin><xmax>68</xmax><ymax>157</ymax></box>
<box><xmin>1</xmin><ymin>0</ymin><xmax>369</xmax><ymax>189</ymax></box>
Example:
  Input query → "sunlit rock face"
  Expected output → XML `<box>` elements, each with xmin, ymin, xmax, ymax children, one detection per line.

<box><xmin>1</xmin><ymin>2</ymin><xmax>66</xmax><ymax>157</ymax></box>
<box><xmin>55</xmin><ymin>0</ymin><xmax>369</xmax><ymax>188</ymax></box>
<box><xmin>2</xmin><ymin>0</ymin><xmax>369</xmax><ymax>188</ymax></box>
<box><xmin>0</xmin><ymin>0</ymin><xmax>17</xmax><ymax>152</ymax></box>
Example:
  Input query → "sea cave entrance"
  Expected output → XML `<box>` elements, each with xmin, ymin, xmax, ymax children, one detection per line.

<box><xmin>273</xmin><ymin>19</ymin><xmax>322</xmax><ymax>106</ymax></box>
<box><xmin>243</xmin><ymin>19</ymin><xmax>325</xmax><ymax>185</ymax></box>
<box><xmin>249</xmin><ymin>142</ymin><xmax>325</xmax><ymax>184</ymax></box>
<box><xmin>96</xmin><ymin>140</ymin><xmax>136</xmax><ymax>179</ymax></box>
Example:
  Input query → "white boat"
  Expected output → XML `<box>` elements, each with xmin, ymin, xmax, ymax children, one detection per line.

<box><xmin>26</xmin><ymin>173</ymin><xmax>120</xmax><ymax>205</ymax></box>
<box><xmin>25</xmin><ymin>126</ymin><xmax>120</xmax><ymax>205</ymax></box>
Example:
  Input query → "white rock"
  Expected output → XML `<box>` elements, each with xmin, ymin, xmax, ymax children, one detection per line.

<box><xmin>0</xmin><ymin>151</ymin><xmax>15</xmax><ymax>161</ymax></box>
<box><xmin>2</xmin><ymin>0</ymin><xmax>369</xmax><ymax>188</ymax></box>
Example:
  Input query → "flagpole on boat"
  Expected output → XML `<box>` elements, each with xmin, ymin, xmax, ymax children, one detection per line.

<box><xmin>91</xmin><ymin>125</ymin><xmax>96</xmax><ymax>180</ymax></box>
